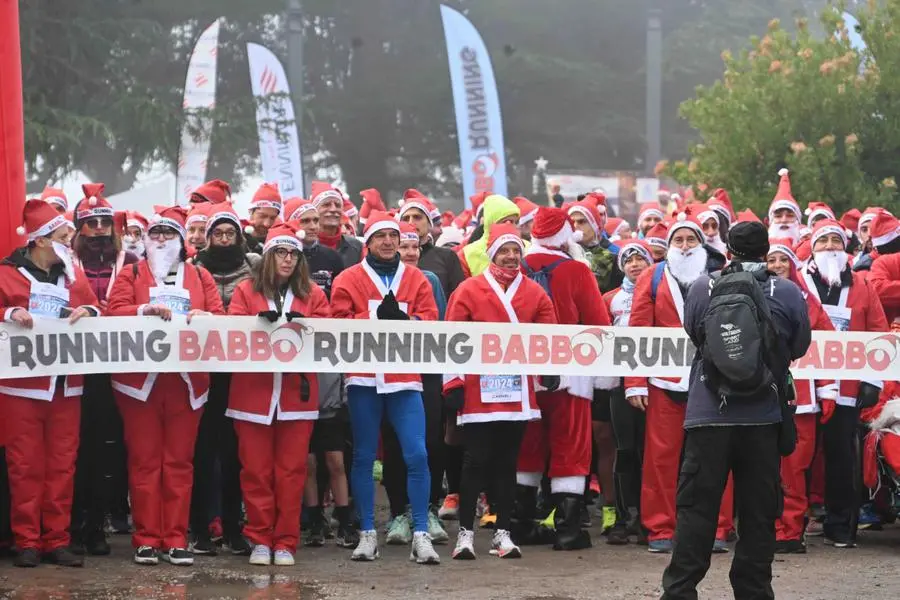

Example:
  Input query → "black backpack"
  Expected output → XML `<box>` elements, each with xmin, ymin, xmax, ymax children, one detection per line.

<box><xmin>697</xmin><ymin>267</ymin><xmax>784</xmax><ymax>403</ymax></box>
<box><xmin>523</xmin><ymin>258</ymin><xmax>566</xmax><ymax>299</ymax></box>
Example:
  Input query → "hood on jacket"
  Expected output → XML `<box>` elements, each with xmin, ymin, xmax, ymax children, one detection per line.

<box><xmin>462</xmin><ymin>194</ymin><xmax>520</xmax><ymax>277</ymax></box>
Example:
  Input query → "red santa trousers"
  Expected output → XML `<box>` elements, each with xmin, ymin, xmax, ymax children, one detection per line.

<box><xmin>641</xmin><ymin>386</ymin><xmax>734</xmax><ymax>541</ymax></box>
<box><xmin>517</xmin><ymin>390</ymin><xmax>592</xmax><ymax>479</ymax></box>
<box><xmin>776</xmin><ymin>413</ymin><xmax>816</xmax><ymax>541</ymax></box>
<box><xmin>235</xmin><ymin>419</ymin><xmax>313</xmax><ymax>552</ymax></box>
<box><xmin>115</xmin><ymin>373</ymin><xmax>203</xmax><ymax>550</ymax></box>
<box><xmin>808</xmin><ymin>436</ymin><xmax>826</xmax><ymax>506</ymax></box>
<box><xmin>3</xmin><ymin>390</ymin><xmax>80</xmax><ymax>552</ymax></box>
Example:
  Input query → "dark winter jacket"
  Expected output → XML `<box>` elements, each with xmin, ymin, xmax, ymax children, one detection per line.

<box><xmin>418</xmin><ymin>241</ymin><xmax>465</xmax><ymax>298</ymax></box>
<box><xmin>303</xmin><ymin>243</ymin><xmax>345</xmax><ymax>300</ymax></box>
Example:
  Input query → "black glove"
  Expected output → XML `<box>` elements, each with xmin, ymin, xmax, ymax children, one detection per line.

<box><xmin>539</xmin><ymin>375</ymin><xmax>561</xmax><ymax>392</ymax></box>
<box><xmin>857</xmin><ymin>382</ymin><xmax>881</xmax><ymax>409</ymax></box>
<box><xmin>257</xmin><ymin>310</ymin><xmax>280</xmax><ymax>323</ymax></box>
<box><xmin>444</xmin><ymin>387</ymin><xmax>465</xmax><ymax>412</ymax></box>
<box><xmin>285</xmin><ymin>311</ymin><xmax>305</xmax><ymax>322</ymax></box>
<box><xmin>376</xmin><ymin>291</ymin><xmax>409</xmax><ymax>320</ymax></box>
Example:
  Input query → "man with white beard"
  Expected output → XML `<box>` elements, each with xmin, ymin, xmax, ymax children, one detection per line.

<box><xmin>767</xmin><ymin>169</ymin><xmax>803</xmax><ymax>245</ymax></box>
<box><xmin>800</xmin><ymin>218</ymin><xmax>889</xmax><ymax>548</ymax></box>
<box><xmin>625</xmin><ymin>212</ymin><xmax>731</xmax><ymax>554</ymax></box>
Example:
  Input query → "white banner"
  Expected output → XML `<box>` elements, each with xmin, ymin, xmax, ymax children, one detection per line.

<box><xmin>176</xmin><ymin>20</ymin><xmax>221</xmax><ymax>206</ymax></box>
<box><xmin>247</xmin><ymin>43</ymin><xmax>305</xmax><ymax>199</ymax></box>
<box><xmin>440</xmin><ymin>5</ymin><xmax>507</xmax><ymax>208</ymax></box>
<box><xmin>0</xmin><ymin>317</ymin><xmax>896</xmax><ymax>381</ymax></box>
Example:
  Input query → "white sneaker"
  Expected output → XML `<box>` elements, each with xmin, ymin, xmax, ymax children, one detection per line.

<box><xmin>351</xmin><ymin>530</ymin><xmax>380</xmax><ymax>561</ymax></box>
<box><xmin>249</xmin><ymin>545</ymin><xmax>272</xmax><ymax>566</ymax></box>
<box><xmin>452</xmin><ymin>528</ymin><xmax>476</xmax><ymax>560</ymax></box>
<box><xmin>410</xmin><ymin>531</ymin><xmax>440</xmax><ymax>565</ymax></box>
<box><xmin>273</xmin><ymin>549</ymin><xmax>294</xmax><ymax>566</ymax></box>
<box><xmin>490</xmin><ymin>529</ymin><xmax>521</xmax><ymax>558</ymax></box>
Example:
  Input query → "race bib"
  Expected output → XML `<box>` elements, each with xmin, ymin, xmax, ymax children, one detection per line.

<box><xmin>823</xmin><ymin>304</ymin><xmax>851</xmax><ymax>333</ymax></box>
<box><xmin>149</xmin><ymin>286</ymin><xmax>191</xmax><ymax>316</ymax></box>
<box><xmin>480</xmin><ymin>375</ymin><xmax>522</xmax><ymax>404</ymax></box>
<box><xmin>28</xmin><ymin>281</ymin><xmax>70</xmax><ymax>319</ymax></box>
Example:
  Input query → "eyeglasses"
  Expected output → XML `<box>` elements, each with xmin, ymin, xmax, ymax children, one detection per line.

<box><xmin>211</xmin><ymin>230</ymin><xmax>237</xmax><ymax>240</ymax></box>
<box><xmin>148</xmin><ymin>229</ymin><xmax>179</xmax><ymax>241</ymax></box>
<box><xmin>85</xmin><ymin>218</ymin><xmax>113</xmax><ymax>230</ymax></box>
<box><xmin>273</xmin><ymin>248</ymin><xmax>301</xmax><ymax>260</ymax></box>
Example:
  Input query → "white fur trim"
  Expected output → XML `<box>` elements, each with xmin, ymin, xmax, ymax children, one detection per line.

<box><xmin>288</xmin><ymin>204</ymin><xmax>318</xmax><ymax>221</ymax></box>
<box><xmin>26</xmin><ymin>214</ymin><xmax>68</xmax><ymax>241</ymax></box>
<box><xmin>15</xmin><ymin>226</ymin><xmax>25</xmax><ymax>236</ymax></box>
<box><xmin>667</xmin><ymin>220</ymin><xmax>703</xmax><ymax>245</ymax></box>
<box><xmin>778</xmin><ymin>168</ymin><xmax>789</xmax><ymax>177</ymax></box>
<box><xmin>532</xmin><ymin>221</ymin><xmax>575</xmax><ymax>249</ymax></box>
<box><xmin>263</xmin><ymin>235</ymin><xmax>304</xmax><ymax>254</ymax></box>
<box><xmin>519</xmin><ymin>209</ymin><xmax>537</xmax><ymax>225</ymax></box>
<box><xmin>487</xmin><ymin>233</ymin><xmax>525</xmax><ymax>259</ymax></box>
<box><xmin>363</xmin><ymin>220</ymin><xmax>400</xmax><ymax>243</ymax></box>
<box><xmin>811</xmin><ymin>224</ymin><xmax>847</xmax><ymax>248</ymax></box>
<box><xmin>312</xmin><ymin>189</ymin><xmax>342</xmax><ymax>208</ymax></box>
<box><xmin>398</xmin><ymin>201</ymin><xmax>431</xmax><ymax>221</ymax></box>
<box><xmin>149</xmin><ymin>217</ymin><xmax>186</xmax><ymax>239</ymax></box>
<box><xmin>568</xmin><ymin>205</ymin><xmax>600</xmax><ymax>238</ymax></box>
<box><xmin>639</xmin><ymin>207</ymin><xmax>665</xmax><ymax>221</ymax></box>
<box><xmin>250</xmin><ymin>200</ymin><xmax>282</xmax><ymax>212</ymax></box>
<box><xmin>516</xmin><ymin>472</ymin><xmax>542</xmax><ymax>488</ymax></box>
<box><xmin>768</xmin><ymin>243</ymin><xmax>799</xmax><ymax>266</ymax></box>
<box><xmin>873</xmin><ymin>226</ymin><xmax>900</xmax><ymax>248</ymax></box>
<box><xmin>550</xmin><ymin>476</ymin><xmax>586</xmax><ymax>495</ymax></box>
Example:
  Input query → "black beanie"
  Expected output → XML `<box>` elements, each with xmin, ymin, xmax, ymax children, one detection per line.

<box><xmin>727</xmin><ymin>221</ymin><xmax>770</xmax><ymax>261</ymax></box>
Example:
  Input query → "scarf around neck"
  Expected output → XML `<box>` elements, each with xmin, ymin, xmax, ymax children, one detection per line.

<box><xmin>365</xmin><ymin>252</ymin><xmax>400</xmax><ymax>276</ymax></box>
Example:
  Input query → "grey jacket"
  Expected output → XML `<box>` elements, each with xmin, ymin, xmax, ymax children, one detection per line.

<box><xmin>193</xmin><ymin>253</ymin><xmax>261</xmax><ymax>309</ymax></box>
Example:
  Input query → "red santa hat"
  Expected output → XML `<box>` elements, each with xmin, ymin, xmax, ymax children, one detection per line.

<box><xmin>584</xmin><ymin>191</ymin><xmax>608</xmax><ymax>214</ymax></box>
<box><xmin>695</xmin><ymin>203</ymin><xmax>720</xmax><ymax>229</ymax></box>
<box><xmin>768</xmin><ymin>168</ymin><xmax>802</xmax><ymax>222</ymax></box>
<box><xmin>645</xmin><ymin>222</ymin><xmax>669</xmax><ymax>250</ymax></box>
<box><xmin>126</xmin><ymin>211</ymin><xmax>149</xmax><ymax>234</ymax></box>
<box><xmin>707</xmin><ymin>188</ymin><xmax>736</xmax><ymax>223</ymax></box>
<box><xmin>667</xmin><ymin>211</ymin><xmax>704</xmax><ymax>246</ymax></box>
<box><xmin>795</xmin><ymin>239</ymin><xmax>812</xmax><ymax>262</ymax></box>
<box><xmin>262</xmin><ymin>221</ymin><xmax>306</xmax><ymax>254</ymax></box>
<box><xmin>398</xmin><ymin>189</ymin><xmax>436</xmax><ymax>221</ymax></box>
<box><xmin>41</xmin><ymin>186</ymin><xmax>68</xmax><ymax>212</ymax></box>
<box><xmin>149</xmin><ymin>205</ymin><xmax>188</xmax><ymax>239</ymax></box>
<box><xmin>191</xmin><ymin>179</ymin><xmax>232</xmax><ymax>205</ymax></box>
<box><xmin>605</xmin><ymin>217</ymin><xmax>628</xmax><ymax>238</ymax></box>
<box><xmin>76</xmin><ymin>183</ymin><xmax>115</xmax><ymax>223</ymax></box>
<box><xmin>840</xmin><ymin>208</ymin><xmax>861</xmax><ymax>234</ymax></box>
<box><xmin>284</xmin><ymin>197</ymin><xmax>317</xmax><ymax>222</ymax></box>
<box><xmin>487</xmin><ymin>222</ymin><xmax>525</xmax><ymax>260</ymax></box>
<box><xmin>16</xmin><ymin>198</ymin><xmax>70</xmax><ymax>241</ymax></box>
<box><xmin>616</xmin><ymin>239</ymin><xmax>652</xmax><ymax>271</ymax></box>
<box><xmin>186</xmin><ymin>203</ymin><xmax>213</xmax><ymax>228</ymax></box>
<box><xmin>205</xmin><ymin>204</ymin><xmax>242</xmax><ymax>235</ymax></box>
<box><xmin>399</xmin><ymin>221</ymin><xmax>420</xmax><ymax>244</ymax></box>
<box><xmin>453</xmin><ymin>209</ymin><xmax>472</xmax><ymax>230</ymax></box>
<box><xmin>805</xmin><ymin>201</ymin><xmax>835</xmax><ymax>225</ymax></box>
<box><xmin>310</xmin><ymin>181</ymin><xmax>343</xmax><ymax>208</ymax></box>
<box><xmin>250</xmin><ymin>183</ymin><xmax>283</xmax><ymax>213</ymax></box>
<box><xmin>767</xmin><ymin>237</ymin><xmax>800</xmax><ymax>266</ymax></box>
<box><xmin>362</xmin><ymin>211</ymin><xmax>401</xmax><ymax>244</ymax></box>
<box><xmin>735</xmin><ymin>208</ymin><xmax>762</xmax><ymax>225</ymax></box>
<box><xmin>343</xmin><ymin>197</ymin><xmax>359</xmax><ymax>219</ymax></box>
<box><xmin>359</xmin><ymin>189</ymin><xmax>386</xmax><ymax>224</ymax></box>
<box><xmin>441</xmin><ymin>211</ymin><xmax>455</xmax><ymax>227</ymax></box>
<box><xmin>567</xmin><ymin>197</ymin><xmax>605</xmax><ymax>239</ymax></box>
<box><xmin>638</xmin><ymin>202</ymin><xmax>665</xmax><ymax>223</ymax></box>
<box><xmin>858</xmin><ymin>206</ymin><xmax>885</xmax><ymax>231</ymax></box>
<box><xmin>810</xmin><ymin>218</ymin><xmax>848</xmax><ymax>249</ymax></box>
<box><xmin>870</xmin><ymin>209</ymin><xmax>900</xmax><ymax>249</ymax></box>
<box><xmin>532</xmin><ymin>206</ymin><xmax>580</xmax><ymax>247</ymax></box>
<box><xmin>513</xmin><ymin>196</ymin><xmax>539</xmax><ymax>225</ymax></box>
<box><xmin>470</xmin><ymin>191</ymin><xmax>489</xmax><ymax>218</ymax></box>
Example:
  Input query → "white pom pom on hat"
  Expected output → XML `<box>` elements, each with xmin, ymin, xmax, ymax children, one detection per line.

<box><xmin>676</xmin><ymin>212</ymin><xmax>687</xmax><ymax>222</ymax></box>
<box><xmin>88</xmin><ymin>196</ymin><xmax>97</xmax><ymax>206</ymax></box>
<box><xmin>778</xmin><ymin>168</ymin><xmax>789</xmax><ymax>177</ymax></box>
<box><xmin>15</xmin><ymin>226</ymin><xmax>25</xmax><ymax>236</ymax></box>
<box><xmin>296</xmin><ymin>230</ymin><xmax>306</xmax><ymax>241</ymax></box>
<box><xmin>244</xmin><ymin>225</ymin><xmax>255</xmax><ymax>235</ymax></box>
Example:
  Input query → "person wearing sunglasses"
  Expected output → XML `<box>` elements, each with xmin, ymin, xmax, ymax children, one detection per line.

<box><xmin>107</xmin><ymin>205</ymin><xmax>225</xmax><ymax>568</ymax></box>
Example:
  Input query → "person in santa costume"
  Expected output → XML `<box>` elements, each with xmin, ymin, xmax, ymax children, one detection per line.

<box><xmin>605</xmin><ymin>217</ymin><xmax>632</xmax><ymax>243</ymax></box>
<box><xmin>123</xmin><ymin>211</ymin><xmax>148</xmax><ymax>258</ymax></box>
<box><xmin>359</xmin><ymin>188</ymin><xmax>387</xmax><ymax>230</ymax></box>
<box><xmin>330</xmin><ymin>212</ymin><xmax>440</xmax><ymax>564</ymax></box>
<box><xmin>625</xmin><ymin>211</ymin><xmax>731</xmax><ymax>554</ymax></box>
<box><xmin>696</xmin><ymin>203</ymin><xmax>729</xmax><ymax>257</ymax></box>
<box><xmin>41</xmin><ymin>186</ymin><xmax>69</xmax><ymax>214</ymax></box>
<box><xmin>637</xmin><ymin>202</ymin><xmax>665</xmax><ymax>238</ymax></box>
<box><xmin>868</xmin><ymin>210</ymin><xmax>900</xmax><ymax>329</ymax></box>
<box><xmin>767</xmin><ymin>169</ymin><xmax>803</xmax><ymax>245</ymax></box>
<box><xmin>515</xmin><ymin>207</ymin><xmax>614</xmax><ymax>551</ymax></box>
<box><xmin>70</xmin><ymin>183</ymin><xmax>139</xmax><ymax>556</ymax></box>
<box><xmin>343</xmin><ymin>196</ymin><xmax>360</xmax><ymax>235</ymax></box>
<box><xmin>706</xmin><ymin>188</ymin><xmax>735</xmax><ymax>240</ymax></box>
<box><xmin>186</xmin><ymin>203</ymin><xmax>212</xmax><ymax>255</ymax></box>
<box><xmin>799</xmin><ymin>218</ymin><xmax>889</xmax><ymax>548</ymax></box>
<box><xmin>513</xmin><ymin>196</ymin><xmax>539</xmax><ymax>241</ymax></box>
<box><xmin>225</xmin><ymin>221</ymin><xmax>330</xmax><ymax>566</ymax></box>
<box><xmin>244</xmin><ymin>183</ymin><xmax>283</xmax><ymax>254</ymax></box>
<box><xmin>459</xmin><ymin>194</ymin><xmax>520</xmax><ymax>277</ymax></box>
<box><xmin>311</xmin><ymin>181</ymin><xmax>363</xmax><ymax>267</ymax></box>
<box><xmin>644</xmin><ymin>222</ymin><xmax>669</xmax><ymax>262</ymax></box>
<box><xmin>568</xmin><ymin>193</ymin><xmax>623</xmax><ymax>293</ymax></box>
<box><xmin>852</xmin><ymin>206</ymin><xmax>890</xmax><ymax>272</ymax></box>
<box><xmin>602</xmin><ymin>240</ymin><xmax>654</xmax><ymax>545</ymax></box>
<box><xmin>0</xmin><ymin>199</ymin><xmax>101</xmax><ymax>568</ymax></box>
<box><xmin>189</xmin><ymin>179</ymin><xmax>232</xmax><ymax>206</ymax></box>
<box><xmin>106</xmin><ymin>205</ymin><xmax>225</xmax><ymax>566</ymax></box>
<box><xmin>442</xmin><ymin>223</ymin><xmax>556</xmax><ymax>560</ymax></box>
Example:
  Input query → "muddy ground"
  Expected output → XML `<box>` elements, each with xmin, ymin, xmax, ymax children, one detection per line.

<box><xmin>0</xmin><ymin>517</ymin><xmax>897</xmax><ymax>600</ymax></box>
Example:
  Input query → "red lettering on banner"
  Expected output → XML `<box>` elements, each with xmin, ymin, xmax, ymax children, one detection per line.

<box><xmin>551</xmin><ymin>336</ymin><xmax>572</xmax><ymax>364</ymax></box>
<box><xmin>845</xmin><ymin>342</ymin><xmax>866</xmax><ymax>370</ymax></box>
<box><xmin>251</xmin><ymin>332</ymin><xmax>271</xmax><ymax>361</ymax></box>
<box><xmin>823</xmin><ymin>341</ymin><xmax>843</xmax><ymax>370</ymax></box>
<box><xmin>272</xmin><ymin>341</ymin><xmax>297</xmax><ymax>362</ymax></box>
<box><xmin>180</xmin><ymin>331</ymin><xmax>200</xmax><ymax>361</ymax></box>
<box><xmin>794</xmin><ymin>342</ymin><xmax>821</xmax><ymax>370</ymax></box>
<box><xmin>228</xmin><ymin>331</ymin><xmax>248</xmax><ymax>361</ymax></box>
<box><xmin>529</xmin><ymin>335</ymin><xmax>549</xmax><ymax>364</ymax></box>
<box><xmin>868</xmin><ymin>348</ymin><xmax>892</xmax><ymax>371</ymax></box>
<box><xmin>201</xmin><ymin>330</ymin><xmax>226</xmax><ymax>362</ymax></box>
<box><xmin>482</xmin><ymin>334</ymin><xmax>502</xmax><ymax>363</ymax></box>
<box><xmin>504</xmin><ymin>336</ymin><xmax>526</xmax><ymax>364</ymax></box>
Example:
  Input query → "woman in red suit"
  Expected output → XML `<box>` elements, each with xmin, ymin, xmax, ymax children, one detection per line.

<box><xmin>106</xmin><ymin>205</ymin><xmax>224</xmax><ymax>567</ymax></box>
<box><xmin>226</xmin><ymin>222</ymin><xmax>330</xmax><ymax>567</ymax></box>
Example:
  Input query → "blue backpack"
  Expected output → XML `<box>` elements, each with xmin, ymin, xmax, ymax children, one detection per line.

<box><xmin>523</xmin><ymin>258</ymin><xmax>567</xmax><ymax>299</ymax></box>
<box><xmin>650</xmin><ymin>261</ymin><xmax>666</xmax><ymax>301</ymax></box>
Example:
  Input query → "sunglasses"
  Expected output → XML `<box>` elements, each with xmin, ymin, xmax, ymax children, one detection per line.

<box><xmin>148</xmin><ymin>229</ymin><xmax>179</xmax><ymax>241</ymax></box>
<box><xmin>85</xmin><ymin>218</ymin><xmax>113</xmax><ymax>230</ymax></box>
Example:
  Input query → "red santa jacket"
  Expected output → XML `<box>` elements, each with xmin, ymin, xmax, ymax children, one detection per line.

<box><xmin>801</xmin><ymin>265</ymin><xmax>890</xmax><ymax>406</ymax></box>
<box><xmin>443</xmin><ymin>271</ymin><xmax>557</xmax><ymax>425</ymax></box>
<box><xmin>795</xmin><ymin>291</ymin><xmax>838</xmax><ymax>416</ymax></box>
<box><xmin>0</xmin><ymin>258</ymin><xmax>99</xmax><ymax>401</ymax></box>
<box><xmin>523</xmin><ymin>246</ymin><xmax>612</xmax><ymax>399</ymax></box>
<box><xmin>331</xmin><ymin>259</ymin><xmax>438</xmax><ymax>393</ymax></box>
<box><xmin>603</xmin><ymin>287</ymin><xmax>634</xmax><ymax>327</ymax></box>
<box><xmin>624</xmin><ymin>263</ymin><xmax>688</xmax><ymax>398</ymax></box>
<box><xmin>226</xmin><ymin>278</ymin><xmax>330</xmax><ymax>424</ymax></box>
<box><xmin>869</xmin><ymin>253</ymin><xmax>900</xmax><ymax>326</ymax></box>
<box><xmin>106</xmin><ymin>260</ymin><xmax>224</xmax><ymax>408</ymax></box>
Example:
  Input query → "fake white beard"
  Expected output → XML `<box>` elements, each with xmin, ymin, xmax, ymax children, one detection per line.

<box><xmin>124</xmin><ymin>236</ymin><xmax>145</xmax><ymax>257</ymax></box>
<box><xmin>813</xmin><ymin>250</ymin><xmax>849</xmax><ymax>288</ymax></box>
<box><xmin>768</xmin><ymin>222</ymin><xmax>800</xmax><ymax>245</ymax></box>
<box><xmin>706</xmin><ymin>235</ymin><xmax>727</xmax><ymax>255</ymax></box>
<box><xmin>146</xmin><ymin>238</ymin><xmax>182</xmax><ymax>284</ymax></box>
<box><xmin>52</xmin><ymin>241</ymin><xmax>76</xmax><ymax>282</ymax></box>
<box><xmin>667</xmin><ymin>245</ymin><xmax>708</xmax><ymax>286</ymax></box>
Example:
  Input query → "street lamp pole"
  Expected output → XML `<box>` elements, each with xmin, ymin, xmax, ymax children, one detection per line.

<box><xmin>645</xmin><ymin>8</ymin><xmax>663</xmax><ymax>176</ymax></box>
<box><xmin>286</xmin><ymin>0</ymin><xmax>308</xmax><ymax>194</ymax></box>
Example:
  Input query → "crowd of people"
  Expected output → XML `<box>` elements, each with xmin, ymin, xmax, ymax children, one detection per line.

<box><xmin>0</xmin><ymin>167</ymin><xmax>897</xmax><ymax>578</ymax></box>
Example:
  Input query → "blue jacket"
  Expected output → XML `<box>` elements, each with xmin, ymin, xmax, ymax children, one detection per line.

<box><xmin>423</xmin><ymin>269</ymin><xmax>447</xmax><ymax>320</ymax></box>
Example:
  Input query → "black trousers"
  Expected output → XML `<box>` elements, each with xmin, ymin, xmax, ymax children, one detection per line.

<box><xmin>71</xmin><ymin>374</ymin><xmax>129</xmax><ymax>531</ymax></box>
<box><xmin>609</xmin><ymin>385</ymin><xmax>645</xmax><ymax>518</ymax></box>
<box><xmin>189</xmin><ymin>373</ymin><xmax>243</xmax><ymax>537</ymax></box>
<box><xmin>382</xmin><ymin>374</ymin><xmax>443</xmax><ymax>516</ymax></box>
<box><xmin>821</xmin><ymin>404</ymin><xmax>860</xmax><ymax>542</ymax></box>
<box><xmin>459</xmin><ymin>421</ymin><xmax>526</xmax><ymax>531</ymax></box>
<box><xmin>662</xmin><ymin>425</ymin><xmax>781</xmax><ymax>600</ymax></box>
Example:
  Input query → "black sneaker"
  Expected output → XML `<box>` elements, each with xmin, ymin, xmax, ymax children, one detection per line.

<box><xmin>305</xmin><ymin>515</ymin><xmax>326</xmax><ymax>547</ymax></box>
<box><xmin>226</xmin><ymin>533</ymin><xmax>252</xmax><ymax>556</ymax></box>
<box><xmin>84</xmin><ymin>527</ymin><xmax>111</xmax><ymax>556</ymax></box>
<box><xmin>42</xmin><ymin>547</ymin><xmax>84</xmax><ymax>567</ymax></box>
<box><xmin>134</xmin><ymin>545</ymin><xmax>159</xmax><ymax>565</ymax></box>
<box><xmin>160</xmin><ymin>547</ymin><xmax>194</xmax><ymax>566</ymax></box>
<box><xmin>14</xmin><ymin>548</ymin><xmax>40</xmax><ymax>568</ymax></box>
<box><xmin>775</xmin><ymin>539</ymin><xmax>807</xmax><ymax>554</ymax></box>
<box><xmin>189</xmin><ymin>532</ymin><xmax>218</xmax><ymax>556</ymax></box>
<box><xmin>606</xmin><ymin>522</ymin><xmax>630</xmax><ymax>546</ymax></box>
<box><xmin>336</xmin><ymin>524</ymin><xmax>360</xmax><ymax>549</ymax></box>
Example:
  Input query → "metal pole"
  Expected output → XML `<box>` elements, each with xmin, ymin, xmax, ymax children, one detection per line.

<box><xmin>645</xmin><ymin>8</ymin><xmax>662</xmax><ymax>176</ymax></box>
<box><xmin>286</xmin><ymin>0</ymin><xmax>308</xmax><ymax>194</ymax></box>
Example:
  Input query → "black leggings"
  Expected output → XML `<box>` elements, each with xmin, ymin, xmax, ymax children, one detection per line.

<box><xmin>459</xmin><ymin>421</ymin><xmax>526</xmax><ymax>531</ymax></box>
<box><xmin>609</xmin><ymin>385</ymin><xmax>645</xmax><ymax>518</ymax></box>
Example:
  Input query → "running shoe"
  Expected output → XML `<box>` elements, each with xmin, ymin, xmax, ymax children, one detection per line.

<box><xmin>428</xmin><ymin>508</ymin><xmax>449</xmax><ymax>543</ymax></box>
<box><xmin>439</xmin><ymin>493</ymin><xmax>460</xmax><ymax>520</ymax></box>
<box><xmin>452</xmin><ymin>528</ymin><xmax>476</xmax><ymax>560</ymax></box>
<box><xmin>409</xmin><ymin>531</ymin><xmax>440</xmax><ymax>564</ymax></box>
<box><xmin>352</xmin><ymin>530</ymin><xmax>380</xmax><ymax>561</ymax></box>
<box><xmin>249</xmin><ymin>545</ymin><xmax>271</xmax><ymax>565</ymax></box>
<box><xmin>490</xmin><ymin>529</ymin><xmax>521</xmax><ymax>559</ymax></box>
<box><xmin>386</xmin><ymin>514</ymin><xmax>413</xmax><ymax>545</ymax></box>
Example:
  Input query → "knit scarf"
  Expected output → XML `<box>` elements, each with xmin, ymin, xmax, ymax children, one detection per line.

<box><xmin>318</xmin><ymin>230</ymin><xmax>342</xmax><ymax>250</ymax></box>
<box><xmin>489</xmin><ymin>262</ymin><xmax>519</xmax><ymax>288</ymax></box>
<box><xmin>365</xmin><ymin>252</ymin><xmax>400</xmax><ymax>276</ymax></box>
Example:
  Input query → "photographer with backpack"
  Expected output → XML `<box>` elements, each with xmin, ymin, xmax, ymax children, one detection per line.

<box><xmin>661</xmin><ymin>221</ymin><xmax>811</xmax><ymax>600</ymax></box>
